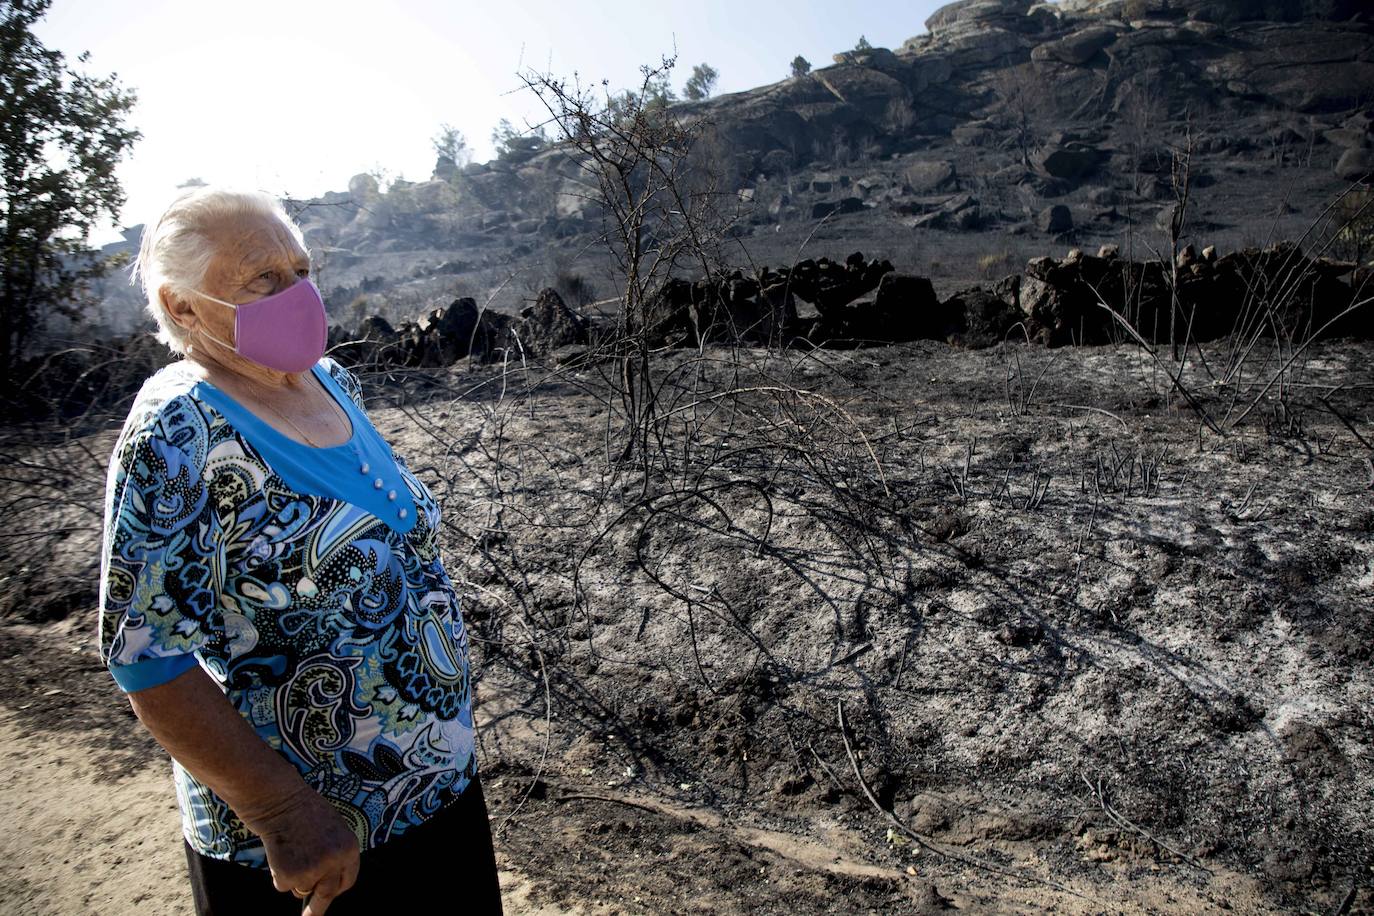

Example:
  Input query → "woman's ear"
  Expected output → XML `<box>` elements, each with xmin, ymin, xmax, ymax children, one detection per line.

<box><xmin>161</xmin><ymin>285</ymin><xmax>199</xmax><ymax>333</ymax></box>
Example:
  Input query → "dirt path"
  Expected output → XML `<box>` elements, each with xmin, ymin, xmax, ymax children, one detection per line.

<box><xmin>0</xmin><ymin>683</ymin><xmax>573</xmax><ymax>916</ymax></box>
<box><xmin>0</xmin><ymin>687</ymin><xmax>1289</xmax><ymax>916</ymax></box>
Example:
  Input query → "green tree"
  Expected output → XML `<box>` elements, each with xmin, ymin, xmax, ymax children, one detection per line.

<box><xmin>490</xmin><ymin>117</ymin><xmax>548</xmax><ymax>162</ymax></box>
<box><xmin>431</xmin><ymin>123</ymin><xmax>471</xmax><ymax>168</ymax></box>
<box><xmin>682</xmin><ymin>63</ymin><xmax>718</xmax><ymax>101</ymax></box>
<box><xmin>1</xmin><ymin>0</ymin><xmax>139</xmax><ymax>380</ymax></box>
<box><xmin>606</xmin><ymin>71</ymin><xmax>677</xmax><ymax>127</ymax></box>
<box><xmin>854</xmin><ymin>35</ymin><xmax>873</xmax><ymax>51</ymax></box>
<box><xmin>789</xmin><ymin>55</ymin><xmax>811</xmax><ymax>78</ymax></box>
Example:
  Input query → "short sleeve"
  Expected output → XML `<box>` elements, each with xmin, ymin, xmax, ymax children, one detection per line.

<box><xmin>320</xmin><ymin>356</ymin><xmax>366</xmax><ymax>413</ymax></box>
<box><xmin>97</xmin><ymin>416</ymin><xmax>221</xmax><ymax>693</ymax></box>
<box><xmin>320</xmin><ymin>356</ymin><xmax>409</xmax><ymax>469</ymax></box>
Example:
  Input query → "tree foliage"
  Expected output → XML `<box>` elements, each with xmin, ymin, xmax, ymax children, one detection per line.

<box><xmin>0</xmin><ymin>0</ymin><xmax>140</xmax><ymax>380</ymax></box>
<box><xmin>683</xmin><ymin>63</ymin><xmax>718</xmax><ymax>101</ymax></box>
<box><xmin>789</xmin><ymin>55</ymin><xmax>812</xmax><ymax>78</ymax></box>
<box><xmin>431</xmin><ymin>123</ymin><xmax>472</xmax><ymax>168</ymax></box>
<box><xmin>854</xmin><ymin>35</ymin><xmax>873</xmax><ymax>51</ymax></box>
<box><xmin>605</xmin><ymin>72</ymin><xmax>676</xmax><ymax>128</ymax></box>
<box><xmin>491</xmin><ymin>117</ymin><xmax>548</xmax><ymax>162</ymax></box>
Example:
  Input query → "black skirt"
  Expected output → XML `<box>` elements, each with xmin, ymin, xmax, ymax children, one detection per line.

<box><xmin>183</xmin><ymin>774</ymin><xmax>503</xmax><ymax>915</ymax></box>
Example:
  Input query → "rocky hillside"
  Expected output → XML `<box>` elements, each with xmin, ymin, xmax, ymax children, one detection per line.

<box><xmin>93</xmin><ymin>0</ymin><xmax>1373</xmax><ymax>335</ymax></box>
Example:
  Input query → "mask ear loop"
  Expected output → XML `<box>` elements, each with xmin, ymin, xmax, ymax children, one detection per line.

<box><xmin>189</xmin><ymin>289</ymin><xmax>239</xmax><ymax>354</ymax></box>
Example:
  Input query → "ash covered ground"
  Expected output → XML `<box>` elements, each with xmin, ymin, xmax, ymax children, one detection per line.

<box><xmin>1</xmin><ymin>338</ymin><xmax>1371</xmax><ymax>914</ymax></box>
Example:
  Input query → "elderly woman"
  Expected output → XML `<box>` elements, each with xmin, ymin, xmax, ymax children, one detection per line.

<box><xmin>97</xmin><ymin>187</ymin><xmax>502</xmax><ymax>914</ymax></box>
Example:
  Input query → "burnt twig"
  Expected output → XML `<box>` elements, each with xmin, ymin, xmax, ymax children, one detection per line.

<box><xmin>835</xmin><ymin>700</ymin><xmax>1088</xmax><ymax>899</ymax></box>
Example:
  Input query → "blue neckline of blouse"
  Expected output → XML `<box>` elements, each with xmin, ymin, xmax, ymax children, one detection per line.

<box><xmin>174</xmin><ymin>360</ymin><xmax>418</xmax><ymax>537</ymax></box>
<box><xmin>189</xmin><ymin>362</ymin><xmax>360</xmax><ymax>451</ymax></box>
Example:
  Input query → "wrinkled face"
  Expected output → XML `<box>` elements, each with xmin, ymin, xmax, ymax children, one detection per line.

<box><xmin>170</xmin><ymin>211</ymin><xmax>312</xmax><ymax>352</ymax></box>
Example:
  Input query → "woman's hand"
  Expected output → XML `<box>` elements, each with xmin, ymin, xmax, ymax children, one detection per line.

<box><xmin>246</xmin><ymin>783</ymin><xmax>360</xmax><ymax>915</ymax></box>
<box><xmin>125</xmin><ymin>664</ymin><xmax>362</xmax><ymax>912</ymax></box>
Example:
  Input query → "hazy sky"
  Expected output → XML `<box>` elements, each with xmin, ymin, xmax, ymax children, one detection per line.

<box><xmin>35</xmin><ymin>0</ymin><xmax>949</xmax><ymax>243</ymax></box>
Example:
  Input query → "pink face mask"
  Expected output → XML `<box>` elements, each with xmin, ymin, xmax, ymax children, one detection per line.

<box><xmin>193</xmin><ymin>277</ymin><xmax>328</xmax><ymax>374</ymax></box>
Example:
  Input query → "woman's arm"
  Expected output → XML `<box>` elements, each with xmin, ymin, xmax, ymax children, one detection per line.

<box><xmin>127</xmin><ymin>664</ymin><xmax>360</xmax><ymax>915</ymax></box>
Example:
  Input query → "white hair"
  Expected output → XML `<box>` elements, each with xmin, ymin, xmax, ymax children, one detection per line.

<box><xmin>131</xmin><ymin>187</ymin><xmax>307</xmax><ymax>354</ymax></box>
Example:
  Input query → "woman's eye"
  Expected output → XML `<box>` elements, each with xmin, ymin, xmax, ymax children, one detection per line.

<box><xmin>296</xmin><ymin>268</ymin><xmax>310</xmax><ymax>279</ymax></box>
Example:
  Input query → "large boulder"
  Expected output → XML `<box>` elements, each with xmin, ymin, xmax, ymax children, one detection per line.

<box><xmin>1013</xmin><ymin>269</ymin><xmax>1110</xmax><ymax>346</ymax></box>
<box><xmin>327</xmin><ymin>314</ymin><xmax>398</xmax><ymax>368</ymax></box>
<box><xmin>642</xmin><ymin>268</ymin><xmax>805</xmax><ymax>349</ymax></box>
<box><xmin>515</xmin><ymin>288</ymin><xmax>590</xmax><ymax>356</ymax></box>
<box><xmin>1207</xmin><ymin>24</ymin><xmax>1374</xmax><ymax>112</ymax></box>
<box><xmin>866</xmin><ymin>273</ymin><xmax>950</xmax><ymax>340</ymax></box>
<box><xmin>951</xmin><ymin>121</ymin><xmax>995</xmax><ymax>146</ymax></box>
<box><xmin>414</xmin><ymin>298</ymin><xmax>479</xmax><ymax>364</ymax></box>
<box><xmin>643</xmin><ymin>278</ymin><xmax>698</xmax><ymax>348</ymax></box>
<box><xmin>1031</xmin><ymin>26</ymin><xmax>1117</xmax><ymax>65</ymax></box>
<box><xmin>1036</xmin><ymin>146</ymin><xmax>1106</xmax><ymax>180</ymax></box>
<box><xmin>900</xmin><ymin>191</ymin><xmax>981</xmax><ymax>231</ymax></box>
<box><xmin>403</xmin><ymin>298</ymin><xmax>514</xmax><ymax>365</ymax></box>
<box><xmin>1186</xmin><ymin>0</ymin><xmax>1371</xmax><ymax>22</ymax></box>
<box><xmin>1210</xmin><ymin>242</ymin><xmax>1365</xmax><ymax>339</ymax></box>
<box><xmin>943</xmin><ymin>286</ymin><xmax>1024</xmax><ymax>348</ymax></box>
<box><xmin>355</xmin><ymin>196</ymin><xmax>394</xmax><ymax>232</ymax></box>
<box><xmin>756</xmin><ymin>279</ymin><xmax>801</xmax><ymax>347</ymax></box>
<box><xmin>925</xmin><ymin>0</ymin><xmax>1034</xmax><ymax>34</ymax></box>
<box><xmin>1335</xmin><ymin>148</ymin><xmax>1373</xmax><ymax>182</ymax></box>
<box><xmin>1325</xmin><ymin>128</ymin><xmax>1371</xmax><ymax>151</ymax></box>
<box><xmin>1039</xmin><ymin>204</ymin><xmax>1073</xmax><ymax>234</ymax></box>
<box><xmin>907</xmin><ymin>201</ymin><xmax>982</xmax><ymax>231</ymax></box>
<box><xmin>432</xmin><ymin>155</ymin><xmax>458</xmax><ymax>182</ymax></box>
<box><xmin>357</xmin><ymin>314</ymin><xmax>396</xmax><ymax>340</ymax></box>
<box><xmin>800</xmin><ymin>66</ymin><xmax>912</xmax><ymax>127</ymax></box>
<box><xmin>939</xmin><ymin>27</ymin><xmax>1030</xmax><ymax>68</ymax></box>
<box><xmin>347</xmin><ymin>173</ymin><xmax>380</xmax><ymax>199</ymax></box>
<box><xmin>555</xmin><ymin>179</ymin><xmax>599</xmax><ymax>220</ymax></box>
<box><xmin>811</xmin><ymin>197</ymin><xmax>866</xmax><ymax>219</ymax></box>
<box><xmin>404</xmin><ymin>179</ymin><xmax>461</xmax><ymax>214</ymax></box>
<box><xmin>903</xmin><ymin>160</ymin><xmax>957</xmax><ymax>192</ymax></box>
<box><xmin>832</xmin><ymin>47</ymin><xmax>903</xmax><ymax>71</ymax></box>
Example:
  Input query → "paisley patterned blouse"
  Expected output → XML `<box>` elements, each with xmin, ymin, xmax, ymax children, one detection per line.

<box><xmin>96</xmin><ymin>357</ymin><xmax>476</xmax><ymax>867</ymax></box>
